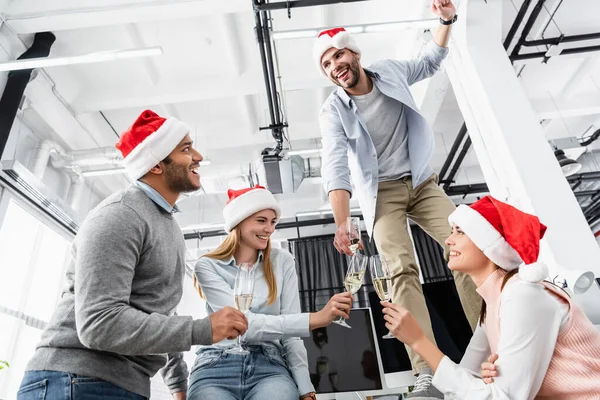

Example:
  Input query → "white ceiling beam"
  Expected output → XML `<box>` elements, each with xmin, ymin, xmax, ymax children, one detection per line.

<box><xmin>125</xmin><ymin>23</ymin><xmax>160</xmax><ymax>85</ymax></box>
<box><xmin>216</xmin><ymin>13</ymin><xmax>256</xmax><ymax>134</ymax></box>
<box><xmin>416</xmin><ymin>71</ymin><xmax>450</xmax><ymax>126</ymax></box>
<box><xmin>557</xmin><ymin>58</ymin><xmax>596</xmax><ymax>100</ymax></box>
<box><xmin>72</xmin><ymin>74</ymin><xmax>332</xmax><ymax>113</ymax></box>
<box><xmin>238</xmin><ymin>95</ymin><xmax>258</xmax><ymax>135</ymax></box>
<box><xmin>533</xmin><ymin>93</ymin><xmax>600</xmax><ymax>119</ymax></box>
<box><xmin>5</xmin><ymin>0</ymin><xmax>252</xmax><ymax>34</ymax></box>
<box><xmin>218</xmin><ymin>13</ymin><xmax>244</xmax><ymax>77</ymax></box>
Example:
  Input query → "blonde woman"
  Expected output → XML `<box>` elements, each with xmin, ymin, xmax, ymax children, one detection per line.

<box><xmin>189</xmin><ymin>185</ymin><xmax>353</xmax><ymax>400</ymax></box>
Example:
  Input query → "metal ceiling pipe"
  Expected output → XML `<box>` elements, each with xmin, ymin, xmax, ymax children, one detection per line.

<box><xmin>438</xmin><ymin>122</ymin><xmax>468</xmax><ymax>184</ymax></box>
<box><xmin>443</xmin><ymin>136</ymin><xmax>472</xmax><ymax>191</ymax></box>
<box><xmin>253</xmin><ymin>8</ymin><xmax>277</xmax><ymax>131</ymax></box>
<box><xmin>28</xmin><ymin>139</ymin><xmax>66</xmax><ymax>179</ymax></box>
<box><xmin>254</xmin><ymin>0</ymin><xmax>370</xmax><ymax>11</ymax></box>
<box><xmin>184</xmin><ymin>215</ymin><xmax>348</xmax><ymax>240</ymax></box>
<box><xmin>503</xmin><ymin>0</ymin><xmax>533</xmax><ymax>50</ymax></box>
<box><xmin>253</xmin><ymin>2</ymin><xmax>285</xmax><ymax>155</ymax></box>
<box><xmin>29</xmin><ymin>139</ymin><xmax>123</xmax><ymax>177</ymax></box>
<box><xmin>0</xmin><ymin>32</ymin><xmax>56</xmax><ymax>159</ymax></box>
<box><xmin>510</xmin><ymin>0</ymin><xmax>548</xmax><ymax>58</ymax></box>
<box><xmin>53</xmin><ymin>146</ymin><xmax>123</xmax><ymax>168</ymax></box>
<box><xmin>67</xmin><ymin>173</ymin><xmax>85</xmax><ymax>212</ymax></box>
<box><xmin>510</xmin><ymin>45</ymin><xmax>600</xmax><ymax>61</ymax></box>
<box><xmin>522</xmin><ymin>32</ymin><xmax>600</xmax><ymax>47</ymax></box>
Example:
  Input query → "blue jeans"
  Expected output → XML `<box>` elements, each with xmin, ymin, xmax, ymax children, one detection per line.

<box><xmin>17</xmin><ymin>371</ymin><xmax>147</xmax><ymax>400</ymax></box>
<box><xmin>188</xmin><ymin>345</ymin><xmax>299</xmax><ymax>400</ymax></box>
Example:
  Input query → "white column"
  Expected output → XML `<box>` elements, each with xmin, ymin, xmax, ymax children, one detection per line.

<box><xmin>445</xmin><ymin>0</ymin><xmax>600</xmax><ymax>321</ymax></box>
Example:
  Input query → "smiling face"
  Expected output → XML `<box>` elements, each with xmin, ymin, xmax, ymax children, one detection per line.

<box><xmin>161</xmin><ymin>134</ymin><xmax>203</xmax><ymax>193</ymax></box>
<box><xmin>320</xmin><ymin>47</ymin><xmax>362</xmax><ymax>89</ymax></box>
<box><xmin>445</xmin><ymin>225</ymin><xmax>492</xmax><ymax>274</ymax></box>
<box><xmin>237</xmin><ymin>209</ymin><xmax>278</xmax><ymax>251</ymax></box>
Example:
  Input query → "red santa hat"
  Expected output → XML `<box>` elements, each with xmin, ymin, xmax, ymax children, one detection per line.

<box><xmin>223</xmin><ymin>185</ymin><xmax>281</xmax><ymax>233</ymax></box>
<box><xmin>448</xmin><ymin>196</ymin><xmax>549</xmax><ymax>283</ymax></box>
<box><xmin>313</xmin><ymin>27</ymin><xmax>361</xmax><ymax>77</ymax></box>
<box><xmin>115</xmin><ymin>110</ymin><xmax>191</xmax><ymax>180</ymax></box>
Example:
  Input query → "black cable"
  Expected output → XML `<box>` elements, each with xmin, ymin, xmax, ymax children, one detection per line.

<box><xmin>579</xmin><ymin>128</ymin><xmax>600</xmax><ymax>147</ymax></box>
<box><xmin>99</xmin><ymin>111</ymin><xmax>120</xmax><ymax>139</ymax></box>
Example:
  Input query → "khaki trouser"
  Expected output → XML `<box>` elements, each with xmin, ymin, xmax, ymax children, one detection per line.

<box><xmin>373</xmin><ymin>175</ymin><xmax>482</xmax><ymax>374</ymax></box>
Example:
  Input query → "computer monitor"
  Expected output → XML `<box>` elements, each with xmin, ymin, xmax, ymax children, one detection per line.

<box><xmin>367</xmin><ymin>284</ymin><xmax>473</xmax><ymax>389</ymax></box>
<box><xmin>302</xmin><ymin>308</ymin><xmax>383</xmax><ymax>395</ymax></box>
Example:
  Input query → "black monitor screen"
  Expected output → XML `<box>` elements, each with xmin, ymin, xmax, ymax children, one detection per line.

<box><xmin>301</xmin><ymin>309</ymin><xmax>383</xmax><ymax>394</ymax></box>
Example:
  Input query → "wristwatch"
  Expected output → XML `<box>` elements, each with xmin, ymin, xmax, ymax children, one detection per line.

<box><xmin>439</xmin><ymin>14</ymin><xmax>458</xmax><ymax>25</ymax></box>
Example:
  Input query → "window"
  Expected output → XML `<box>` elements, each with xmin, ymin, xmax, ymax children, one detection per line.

<box><xmin>0</xmin><ymin>198</ymin><xmax>70</xmax><ymax>399</ymax></box>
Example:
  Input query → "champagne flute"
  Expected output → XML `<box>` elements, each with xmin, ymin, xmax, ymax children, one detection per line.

<box><xmin>347</xmin><ymin>217</ymin><xmax>361</xmax><ymax>254</ymax></box>
<box><xmin>227</xmin><ymin>263</ymin><xmax>255</xmax><ymax>354</ymax></box>
<box><xmin>332</xmin><ymin>252</ymin><xmax>368</xmax><ymax>328</ymax></box>
<box><xmin>370</xmin><ymin>254</ymin><xmax>395</xmax><ymax>339</ymax></box>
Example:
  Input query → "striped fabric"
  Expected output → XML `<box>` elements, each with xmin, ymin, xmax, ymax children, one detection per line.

<box><xmin>484</xmin><ymin>274</ymin><xmax>600</xmax><ymax>399</ymax></box>
<box><xmin>535</xmin><ymin>283</ymin><xmax>600</xmax><ymax>399</ymax></box>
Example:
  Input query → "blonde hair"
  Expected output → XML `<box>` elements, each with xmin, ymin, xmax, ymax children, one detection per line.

<box><xmin>193</xmin><ymin>227</ymin><xmax>277</xmax><ymax>305</ymax></box>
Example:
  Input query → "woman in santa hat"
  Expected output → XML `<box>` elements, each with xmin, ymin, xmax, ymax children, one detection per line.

<box><xmin>188</xmin><ymin>185</ymin><xmax>354</xmax><ymax>400</ymax></box>
<box><xmin>382</xmin><ymin>196</ymin><xmax>600</xmax><ymax>399</ymax></box>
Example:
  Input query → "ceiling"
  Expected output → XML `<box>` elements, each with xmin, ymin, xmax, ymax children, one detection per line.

<box><xmin>0</xmin><ymin>0</ymin><xmax>599</xmax><ymax>232</ymax></box>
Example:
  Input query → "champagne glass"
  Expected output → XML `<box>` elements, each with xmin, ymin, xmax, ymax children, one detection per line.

<box><xmin>332</xmin><ymin>252</ymin><xmax>368</xmax><ymax>328</ymax></box>
<box><xmin>370</xmin><ymin>254</ymin><xmax>395</xmax><ymax>339</ymax></box>
<box><xmin>347</xmin><ymin>217</ymin><xmax>361</xmax><ymax>254</ymax></box>
<box><xmin>227</xmin><ymin>263</ymin><xmax>255</xmax><ymax>354</ymax></box>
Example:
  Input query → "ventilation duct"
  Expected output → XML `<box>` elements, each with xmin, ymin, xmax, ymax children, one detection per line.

<box><xmin>29</xmin><ymin>139</ymin><xmax>123</xmax><ymax>179</ymax></box>
<box><xmin>0</xmin><ymin>160</ymin><xmax>79</xmax><ymax>233</ymax></box>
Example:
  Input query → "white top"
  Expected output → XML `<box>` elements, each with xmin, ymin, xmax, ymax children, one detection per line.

<box><xmin>433</xmin><ymin>280</ymin><xmax>569</xmax><ymax>400</ymax></box>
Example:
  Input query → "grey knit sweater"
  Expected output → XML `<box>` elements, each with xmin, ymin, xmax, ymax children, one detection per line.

<box><xmin>26</xmin><ymin>186</ymin><xmax>212</xmax><ymax>397</ymax></box>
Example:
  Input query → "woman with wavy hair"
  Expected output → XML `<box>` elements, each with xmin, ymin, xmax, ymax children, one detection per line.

<box><xmin>188</xmin><ymin>185</ymin><xmax>353</xmax><ymax>400</ymax></box>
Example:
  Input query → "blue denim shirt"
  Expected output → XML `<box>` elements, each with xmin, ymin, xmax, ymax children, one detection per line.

<box><xmin>319</xmin><ymin>41</ymin><xmax>449</xmax><ymax>237</ymax></box>
<box><xmin>134</xmin><ymin>180</ymin><xmax>180</xmax><ymax>214</ymax></box>
<box><xmin>193</xmin><ymin>247</ymin><xmax>314</xmax><ymax>395</ymax></box>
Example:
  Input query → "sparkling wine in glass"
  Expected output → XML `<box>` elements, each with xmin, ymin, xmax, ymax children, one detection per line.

<box><xmin>227</xmin><ymin>263</ymin><xmax>255</xmax><ymax>354</ymax></box>
<box><xmin>370</xmin><ymin>254</ymin><xmax>395</xmax><ymax>339</ymax></box>
<box><xmin>332</xmin><ymin>252</ymin><xmax>368</xmax><ymax>329</ymax></box>
<box><xmin>347</xmin><ymin>217</ymin><xmax>361</xmax><ymax>254</ymax></box>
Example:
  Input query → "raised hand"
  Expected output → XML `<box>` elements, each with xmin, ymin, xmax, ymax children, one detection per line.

<box><xmin>431</xmin><ymin>0</ymin><xmax>456</xmax><ymax>21</ymax></box>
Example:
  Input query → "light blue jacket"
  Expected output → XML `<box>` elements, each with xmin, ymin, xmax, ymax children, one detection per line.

<box><xmin>193</xmin><ymin>247</ymin><xmax>314</xmax><ymax>395</ymax></box>
<box><xmin>319</xmin><ymin>41</ymin><xmax>449</xmax><ymax>237</ymax></box>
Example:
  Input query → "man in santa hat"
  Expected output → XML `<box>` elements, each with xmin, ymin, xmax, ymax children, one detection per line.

<box><xmin>18</xmin><ymin>110</ymin><xmax>248</xmax><ymax>400</ymax></box>
<box><xmin>315</xmin><ymin>1</ymin><xmax>480</xmax><ymax>398</ymax></box>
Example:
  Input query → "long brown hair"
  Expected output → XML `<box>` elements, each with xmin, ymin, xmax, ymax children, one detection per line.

<box><xmin>479</xmin><ymin>269</ymin><xmax>518</xmax><ymax>326</ymax></box>
<box><xmin>192</xmin><ymin>227</ymin><xmax>277</xmax><ymax>305</ymax></box>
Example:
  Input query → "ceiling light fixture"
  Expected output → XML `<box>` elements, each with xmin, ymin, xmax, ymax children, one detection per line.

<box><xmin>0</xmin><ymin>46</ymin><xmax>163</xmax><ymax>72</ymax></box>
<box><xmin>554</xmin><ymin>149</ymin><xmax>582</xmax><ymax>177</ymax></box>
